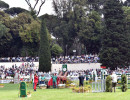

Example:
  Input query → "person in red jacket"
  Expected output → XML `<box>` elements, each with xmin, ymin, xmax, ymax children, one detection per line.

<box><xmin>34</xmin><ymin>73</ymin><xmax>38</xmax><ymax>91</ymax></box>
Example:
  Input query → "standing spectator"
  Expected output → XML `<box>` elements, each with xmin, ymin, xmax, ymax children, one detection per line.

<box><xmin>78</xmin><ymin>73</ymin><xmax>85</xmax><ymax>92</ymax></box>
<box><xmin>39</xmin><ymin>75</ymin><xmax>41</xmax><ymax>84</ymax></box>
<box><xmin>111</xmin><ymin>72</ymin><xmax>117</xmax><ymax>92</ymax></box>
<box><xmin>34</xmin><ymin>73</ymin><xmax>38</xmax><ymax>91</ymax></box>
<box><xmin>14</xmin><ymin>70</ymin><xmax>19</xmax><ymax>83</ymax></box>
<box><xmin>31</xmin><ymin>71</ymin><xmax>35</xmax><ymax>89</ymax></box>
<box><xmin>52</xmin><ymin>73</ymin><xmax>57</xmax><ymax>88</ymax></box>
<box><xmin>78</xmin><ymin>73</ymin><xmax>84</xmax><ymax>87</ymax></box>
<box><xmin>86</xmin><ymin>74</ymin><xmax>89</xmax><ymax>81</ymax></box>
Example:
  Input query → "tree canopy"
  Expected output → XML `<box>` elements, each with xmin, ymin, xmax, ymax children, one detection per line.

<box><xmin>0</xmin><ymin>0</ymin><xmax>129</xmax><ymax>69</ymax></box>
<box><xmin>24</xmin><ymin>0</ymin><xmax>46</xmax><ymax>16</ymax></box>
<box><xmin>0</xmin><ymin>0</ymin><xmax>9</xmax><ymax>10</ymax></box>
<box><xmin>4</xmin><ymin>7</ymin><xmax>28</xmax><ymax>16</ymax></box>
<box><xmin>99</xmin><ymin>0</ymin><xmax>129</xmax><ymax>70</ymax></box>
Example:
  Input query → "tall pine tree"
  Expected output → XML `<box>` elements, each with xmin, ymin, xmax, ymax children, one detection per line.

<box><xmin>99</xmin><ymin>0</ymin><xmax>129</xmax><ymax>70</ymax></box>
<box><xmin>39</xmin><ymin>19</ymin><xmax>51</xmax><ymax>72</ymax></box>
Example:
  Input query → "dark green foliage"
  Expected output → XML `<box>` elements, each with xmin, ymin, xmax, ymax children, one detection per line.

<box><xmin>0</xmin><ymin>22</ymin><xmax>9</xmax><ymax>38</ymax></box>
<box><xmin>121</xmin><ymin>74</ymin><xmax>128</xmax><ymax>92</ymax></box>
<box><xmin>124</xmin><ymin>0</ymin><xmax>130</xmax><ymax>7</ymax></box>
<box><xmin>79</xmin><ymin>11</ymin><xmax>102</xmax><ymax>54</ymax></box>
<box><xmin>39</xmin><ymin>19</ymin><xmax>51</xmax><ymax>72</ymax></box>
<box><xmin>0</xmin><ymin>0</ymin><xmax>9</xmax><ymax>9</ymax></box>
<box><xmin>0</xmin><ymin>11</ymin><xmax>40</xmax><ymax>57</ymax></box>
<box><xmin>106</xmin><ymin>75</ymin><xmax>112</xmax><ymax>92</ymax></box>
<box><xmin>87</xmin><ymin>0</ymin><xmax>105</xmax><ymax>14</ymax></box>
<box><xmin>30</xmin><ymin>9</ymin><xmax>37</xmax><ymax>19</ymax></box>
<box><xmin>4</xmin><ymin>7</ymin><xmax>28</xmax><ymax>15</ymax></box>
<box><xmin>39</xmin><ymin>14</ymin><xmax>60</xmax><ymax>37</ymax></box>
<box><xmin>99</xmin><ymin>0</ymin><xmax>129</xmax><ymax>70</ymax></box>
<box><xmin>52</xmin><ymin>0</ymin><xmax>104</xmax><ymax>55</ymax></box>
<box><xmin>0</xmin><ymin>0</ymin><xmax>129</xmax><ymax>58</ymax></box>
<box><xmin>51</xmin><ymin>44</ymin><xmax>63</xmax><ymax>57</ymax></box>
<box><xmin>0</xmin><ymin>22</ymin><xmax>12</xmax><ymax>56</ymax></box>
<box><xmin>123</xmin><ymin>6</ymin><xmax>130</xmax><ymax>66</ymax></box>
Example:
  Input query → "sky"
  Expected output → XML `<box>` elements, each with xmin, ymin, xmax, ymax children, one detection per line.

<box><xmin>3</xmin><ymin>0</ymin><xmax>55</xmax><ymax>16</ymax></box>
<box><xmin>3</xmin><ymin>0</ymin><xmax>126</xmax><ymax>16</ymax></box>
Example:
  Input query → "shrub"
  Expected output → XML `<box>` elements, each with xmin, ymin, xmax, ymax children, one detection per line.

<box><xmin>11</xmin><ymin>74</ymin><xmax>14</xmax><ymax>78</ymax></box>
<box><xmin>121</xmin><ymin>74</ymin><xmax>127</xmax><ymax>92</ymax></box>
<box><xmin>106</xmin><ymin>75</ymin><xmax>112</xmax><ymax>92</ymax></box>
<box><xmin>66</xmin><ymin>78</ymin><xmax>73</xmax><ymax>84</ymax></box>
<box><xmin>117</xmin><ymin>79</ymin><xmax>121</xmax><ymax>84</ymax></box>
<box><xmin>0</xmin><ymin>84</ymin><xmax>4</xmax><ymax>88</ymax></box>
<box><xmin>89</xmin><ymin>79</ymin><xmax>93</xmax><ymax>83</ymax></box>
<box><xmin>26</xmin><ymin>81</ymin><xmax>32</xmax><ymax>84</ymax></box>
<box><xmin>51</xmin><ymin>44</ymin><xmax>63</xmax><ymax>57</ymax></box>
<box><xmin>72</xmin><ymin>85</ymin><xmax>91</xmax><ymax>93</ymax></box>
<box><xmin>86</xmin><ymin>81</ymin><xmax>89</xmax><ymax>85</ymax></box>
<box><xmin>0</xmin><ymin>84</ymin><xmax>4</xmax><ymax>86</ymax></box>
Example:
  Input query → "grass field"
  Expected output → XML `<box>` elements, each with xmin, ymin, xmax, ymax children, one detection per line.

<box><xmin>0</xmin><ymin>84</ymin><xmax>130</xmax><ymax>100</ymax></box>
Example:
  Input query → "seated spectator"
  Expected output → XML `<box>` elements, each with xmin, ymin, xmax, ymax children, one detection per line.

<box><xmin>41</xmin><ymin>74</ymin><xmax>45</xmax><ymax>84</ymax></box>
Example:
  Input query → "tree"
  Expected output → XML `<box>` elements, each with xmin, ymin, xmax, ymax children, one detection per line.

<box><xmin>39</xmin><ymin>19</ymin><xmax>51</xmax><ymax>72</ymax></box>
<box><xmin>0</xmin><ymin>22</ymin><xmax>12</xmax><ymax>56</ymax></box>
<box><xmin>87</xmin><ymin>0</ymin><xmax>105</xmax><ymax>13</ymax></box>
<box><xmin>0</xmin><ymin>11</ymin><xmax>14</xmax><ymax>56</ymax></box>
<box><xmin>24</xmin><ymin>0</ymin><xmax>46</xmax><ymax>16</ymax></box>
<box><xmin>0</xmin><ymin>0</ymin><xmax>9</xmax><ymax>10</ymax></box>
<box><xmin>123</xmin><ymin>6</ymin><xmax>130</xmax><ymax>66</ymax></box>
<box><xmin>0</xmin><ymin>11</ymin><xmax>39</xmax><ymax>56</ymax></box>
<box><xmin>4</xmin><ymin>7</ymin><xmax>28</xmax><ymax>16</ymax></box>
<box><xmin>52</xmin><ymin>0</ymin><xmax>89</xmax><ymax>55</ymax></box>
<box><xmin>19</xmin><ymin>16</ymin><xmax>41</xmax><ymax>56</ymax></box>
<box><xmin>0</xmin><ymin>22</ymin><xmax>8</xmax><ymax>38</ymax></box>
<box><xmin>99</xmin><ymin>0</ymin><xmax>129</xmax><ymax>70</ymax></box>
<box><xmin>124</xmin><ymin>0</ymin><xmax>130</xmax><ymax>7</ymax></box>
<box><xmin>39</xmin><ymin>14</ymin><xmax>60</xmax><ymax>37</ymax></box>
<box><xmin>52</xmin><ymin>0</ymin><xmax>104</xmax><ymax>55</ymax></box>
<box><xmin>51</xmin><ymin>44</ymin><xmax>63</xmax><ymax>57</ymax></box>
<box><xmin>79</xmin><ymin>11</ymin><xmax>102</xmax><ymax>54</ymax></box>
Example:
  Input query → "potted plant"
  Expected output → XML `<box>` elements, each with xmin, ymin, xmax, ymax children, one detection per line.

<box><xmin>0</xmin><ymin>84</ymin><xmax>4</xmax><ymax>88</ymax></box>
<box><xmin>27</xmin><ymin>91</ymin><xmax>31</xmax><ymax>98</ymax></box>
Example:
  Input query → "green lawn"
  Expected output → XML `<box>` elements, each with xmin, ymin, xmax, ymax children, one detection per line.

<box><xmin>0</xmin><ymin>84</ymin><xmax>130</xmax><ymax>100</ymax></box>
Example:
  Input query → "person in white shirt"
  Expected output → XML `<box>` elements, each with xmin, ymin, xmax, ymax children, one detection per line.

<box><xmin>111</xmin><ymin>72</ymin><xmax>117</xmax><ymax>92</ymax></box>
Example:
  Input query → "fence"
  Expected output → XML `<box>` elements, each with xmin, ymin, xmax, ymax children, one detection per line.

<box><xmin>92</xmin><ymin>79</ymin><xmax>106</xmax><ymax>92</ymax></box>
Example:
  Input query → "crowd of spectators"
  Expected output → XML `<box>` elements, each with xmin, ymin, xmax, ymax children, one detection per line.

<box><xmin>0</xmin><ymin>57</ymin><xmax>39</xmax><ymax>62</ymax></box>
<box><xmin>0</xmin><ymin>54</ymin><xmax>99</xmax><ymax>64</ymax></box>
<box><xmin>67</xmin><ymin>68</ymin><xmax>130</xmax><ymax>77</ymax></box>
<box><xmin>67</xmin><ymin>69</ymin><xmax>101</xmax><ymax>77</ymax></box>
<box><xmin>0</xmin><ymin>63</ymin><xmax>130</xmax><ymax>83</ymax></box>
<box><xmin>0</xmin><ymin>62</ymin><xmax>38</xmax><ymax>80</ymax></box>
<box><xmin>52</xmin><ymin>54</ymin><xmax>99</xmax><ymax>64</ymax></box>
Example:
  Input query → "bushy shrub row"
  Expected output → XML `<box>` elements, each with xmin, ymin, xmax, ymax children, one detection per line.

<box><xmin>106</xmin><ymin>75</ymin><xmax>112</xmax><ymax>92</ymax></box>
<box><xmin>105</xmin><ymin>75</ymin><xmax>128</xmax><ymax>92</ymax></box>
<box><xmin>72</xmin><ymin>85</ymin><xmax>91</xmax><ymax>93</ymax></box>
<box><xmin>121</xmin><ymin>74</ymin><xmax>127</xmax><ymax>92</ymax></box>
